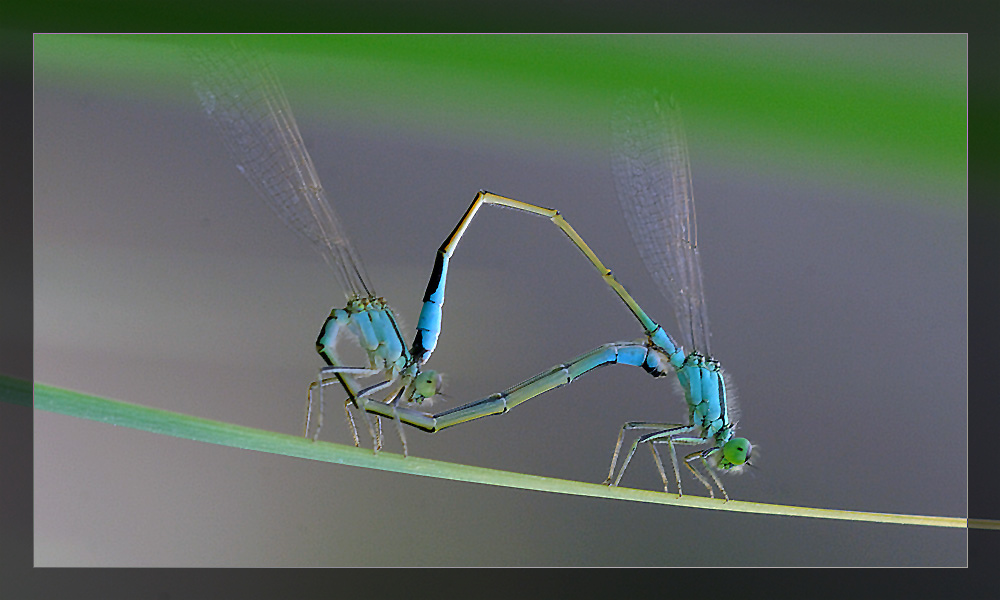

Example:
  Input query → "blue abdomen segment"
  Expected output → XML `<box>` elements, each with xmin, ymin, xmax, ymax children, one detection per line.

<box><xmin>412</xmin><ymin>253</ymin><xmax>448</xmax><ymax>364</ymax></box>
<box><xmin>616</xmin><ymin>345</ymin><xmax>649</xmax><ymax>368</ymax></box>
<box><xmin>645</xmin><ymin>324</ymin><xmax>686</xmax><ymax>369</ymax></box>
<box><xmin>565</xmin><ymin>345</ymin><xmax>621</xmax><ymax>378</ymax></box>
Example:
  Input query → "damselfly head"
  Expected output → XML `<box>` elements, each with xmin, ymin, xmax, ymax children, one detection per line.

<box><xmin>411</xmin><ymin>370</ymin><xmax>443</xmax><ymax>401</ymax></box>
<box><xmin>719</xmin><ymin>437</ymin><xmax>752</xmax><ymax>470</ymax></box>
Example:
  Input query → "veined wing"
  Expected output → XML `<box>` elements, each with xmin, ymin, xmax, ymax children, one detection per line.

<box><xmin>191</xmin><ymin>40</ymin><xmax>372</xmax><ymax>299</ymax></box>
<box><xmin>611</xmin><ymin>90</ymin><xmax>711</xmax><ymax>355</ymax></box>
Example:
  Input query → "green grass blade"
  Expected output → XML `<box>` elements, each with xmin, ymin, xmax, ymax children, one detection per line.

<box><xmin>24</xmin><ymin>377</ymin><xmax>974</xmax><ymax>530</ymax></box>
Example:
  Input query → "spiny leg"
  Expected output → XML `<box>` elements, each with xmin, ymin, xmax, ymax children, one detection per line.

<box><xmin>667</xmin><ymin>438</ymin><xmax>684</xmax><ymax>497</ymax></box>
<box><xmin>649</xmin><ymin>437</ymin><xmax>684</xmax><ymax>497</ymax></box>
<box><xmin>604</xmin><ymin>421</ymin><xmax>687</xmax><ymax>486</ymax></box>
<box><xmin>305</xmin><ymin>376</ymin><xmax>366</xmax><ymax>446</ymax></box>
<box><xmin>356</xmin><ymin>399</ymin><xmax>383</xmax><ymax>454</ymax></box>
<box><xmin>318</xmin><ymin>364</ymin><xmax>383</xmax><ymax>380</ymax></box>
<box><xmin>648</xmin><ymin>443</ymin><xmax>671</xmax><ymax>494</ymax></box>
<box><xmin>610</xmin><ymin>438</ymin><xmax>638</xmax><ymax>487</ymax></box>
<box><xmin>307</xmin><ymin>366</ymin><xmax>397</xmax><ymax>450</ymax></box>
<box><xmin>304</xmin><ymin>374</ymin><xmax>321</xmax><ymax>440</ymax></box>
<box><xmin>705</xmin><ymin>459</ymin><xmax>729</xmax><ymax>502</ymax></box>
<box><xmin>683</xmin><ymin>451</ymin><xmax>721</xmax><ymax>500</ymax></box>
<box><xmin>316</xmin><ymin>375</ymin><xmax>415</xmax><ymax>456</ymax></box>
<box><xmin>684</xmin><ymin>452</ymin><xmax>730</xmax><ymax>501</ymax></box>
<box><xmin>304</xmin><ymin>366</ymin><xmax>370</xmax><ymax>443</ymax></box>
<box><xmin>386</xmin><ymin>388</ymin><xmax>409</xmax><ymax>457</ymax></box>
<box><xmin>603</xmin><ymin>427</ymin><xmax>629</xmax><ymax>485</ymax></box>
<box><xmin>351</xmin><ymin>378</ymin><xmax>407</xmax><ymax>454</ymax></box>
<box><xmin>612</xmin><ymin>426</ymin><xmax>715</xmax><ymax>495</ymax></box>
<box><xmin>393</xmin><ymin>407</ymin><xmax>407</xmax><ymax>457</ymax></box>
<box><xmin>373</xmin><ymin>413</ymin><xmax>383</xmax><ymax>452</ymax></box>
<box><xmin>353</xmin><ymin>376</ymin><xmax>428</xmax><ymax>455</ymax></box>
<box><xmin>647</xmin><ymin>434</ymin><xmax>721</xmax><ymax>499</ymax></box>
<box><xmin>342</xmin><ymin>398</ymin><xmax>359</xmax><ymax>446</ymax></box>
<box><xmin>304</xmin><ymin>371</ymin><xmax>346</xmax><ymax>443</ymax></box>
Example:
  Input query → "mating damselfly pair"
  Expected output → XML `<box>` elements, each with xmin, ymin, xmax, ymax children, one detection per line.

<box><xmin>191</xmin><ymin>41</ymin><xmax>752</xmax><ymax>500</ymax></box>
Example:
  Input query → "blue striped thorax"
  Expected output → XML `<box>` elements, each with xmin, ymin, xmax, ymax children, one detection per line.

<box><xmin>676</xmin><ymin>353</ymin><xmax>730</xmax><ymax>442</ymax></box>
<box><xmin>316</xmin><ymin>295</ymin><xmax>410</xmax><ymax>377</ymax></box>
<box><xmin>316</xmin><ymin>295</ymin><xmax>442</xmax><ymax>404</ymax></box>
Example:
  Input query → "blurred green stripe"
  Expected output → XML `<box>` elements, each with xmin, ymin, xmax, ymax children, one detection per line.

<box><xmin>35</xmin><ymin>34</ymin><xmax>966</xmax><ymax>208</ymax></box>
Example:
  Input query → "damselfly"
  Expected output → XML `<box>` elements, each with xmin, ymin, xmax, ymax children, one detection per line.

<box><xmin>191</xmin><ymin>40</ymin><xmax>451</xmax><ymax>452</ymax></box>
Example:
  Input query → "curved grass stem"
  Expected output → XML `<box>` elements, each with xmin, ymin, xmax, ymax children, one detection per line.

<box><xmin>23</xmin><ymin>378</ymin><xmax>976</xmax><ymax>530</ymax></box>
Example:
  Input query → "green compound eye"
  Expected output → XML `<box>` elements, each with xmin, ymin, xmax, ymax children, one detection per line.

<box><xmin>722</xmin><ymin>438</ymin><xmax>752</xmax><ymax>467</ymax></box>
<box><xmin>414</xmin><ymin>371</ymin><xmax>442</xmax><ymax>399</ymax></box>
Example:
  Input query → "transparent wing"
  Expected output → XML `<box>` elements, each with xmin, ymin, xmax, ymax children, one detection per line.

<box><xmin>611</xmin><ymin>90</ymin><xmax>710</xmax><ymax>354</ymax></box>
<box><xmin>190</xmin><ymin>40</ymin><xmax>372</xmax><ymax>299</ymax></box>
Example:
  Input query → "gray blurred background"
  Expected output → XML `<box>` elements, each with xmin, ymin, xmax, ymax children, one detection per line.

<box><xmin>34</xmin><ymin>35</ymin><xmax>966</xmax><ymax>566</ymax></box>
